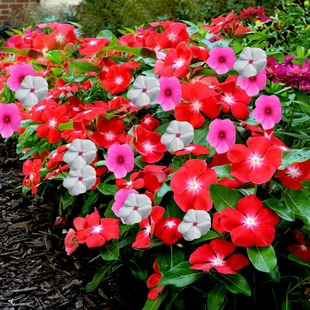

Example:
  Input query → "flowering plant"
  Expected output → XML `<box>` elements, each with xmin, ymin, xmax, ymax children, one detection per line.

<box><xmin>1</xmin><ymin>9</ymin><xmax>310</xmax><ymax>309</ymax></box>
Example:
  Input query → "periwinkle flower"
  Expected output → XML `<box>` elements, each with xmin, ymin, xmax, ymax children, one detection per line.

<box><xmin>63</xmin><ymin>139</ymin><xmax>97</xmax><ymax>170</ymax></box>
<box><xmin>15</xmin><ymin>76</ymin><xmax>48</xmax><ymax>108</ymax></box>
<box><xmin>161</xmin><ymin>120</ymin><xmax>194</xmax><ymax>152</ymax></box>
<box><xmin>127</xmin><ymin>76</ymin><xmax>160</xmax><ymax>107</ymax></box>
<box><xmin>118</xmin><ymin>193</ymin><xmax>152</xmax><ymax>225</ymax></box>
<box><xmin>234</xmin><ymin>47</ymin><xmax>267</xmax><ymax>79</ymax></box>
<box><xmin>63</xmin><ymin>165</ymin><xmax>96</xmax><ymax>196</ymax></box>
<box><xmin>178</xmin><ymin>209</ymin><xmax>211</xmax><ymax>241</ymax></box>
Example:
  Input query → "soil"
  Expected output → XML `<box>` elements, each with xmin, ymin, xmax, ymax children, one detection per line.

<box><xmin>0</xmin><ymin>138</ymin><xmax>146</xmax><ymax>310</ymax></box>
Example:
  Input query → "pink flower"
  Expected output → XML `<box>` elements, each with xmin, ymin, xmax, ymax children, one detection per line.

<box><xmin>237</xmin><ymin>70</ymin><xmax>266</xmax><ymax>96</ymax></box>
<box><xmin>206</xmin><ymin>46</ymin><xmax>236</xmax><ymax>75</ymax></box>
<box><xmin>156</xmin><ymin>76</ymin><xmax>182</xmax><ymax>111</ymax></box>
<box><xmin>0</xmin><ymin>103</ymin><xmax>21</xmax><ymax>138</ymax></box>
<box><xmin>64</xmin><ymin>228</ymin><xmax>79</xmax><ymax>256</ymax></box>
<box><xmin>252</xmin><ymin>95</ymin><xmax>282</xmax><ymax>130</ymax></box>
<box><xmin>105</xmin><ymin>143</ymin><xmax>134</xmax><ymax>178</ymax></box>
<box><xmin>7</xmin><ymin>63</ymin><xmax>36</xmax><ymax>91</ymax></box>
<box><xmin>207</xmin><ymin>119</ymin><xmax>235</xmax><ymax>154</ymax></box>
<box><xmin>112</xmin><ymin>188</ymin><xmax>138</xmax><ymax>220</ymax></box>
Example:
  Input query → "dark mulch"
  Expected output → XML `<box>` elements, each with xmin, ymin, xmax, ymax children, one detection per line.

<box><xmin>0</xmin><ymin>139</ymin><xmax>146</xmax><ymax>310</ymax></box>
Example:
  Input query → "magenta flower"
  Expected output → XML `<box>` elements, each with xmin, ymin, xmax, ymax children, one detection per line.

<box><xmin>112</xmin><ymin>188</ymin><xmax>138</xmax><ymax>220</ymax></box>
<box><xmin>105</xmin><ymin>143</ymin><xmax>134</xmax><ymax>179</ymax></box>
<box><xmin>206</xmin><ymin>46</ymin><xmax>236</xmax><ymax>75</ymax></box>
<box><xmin>7</xmin><ymin>63</ymin><xmax>36</xmax><ymax>91</ymax></box>
<box><xmin>252</xmin><ymin>95</ymin><xmax>282</xmax><ymax>130</ymax></box>
<box><xmin>0</xmin><ymin>103</ymin><xmax>21</xmax><ymax>138</ymax></box>
<box><xmin>206</xmin><ymin>119</ymin><xmax>235</xmax><ymax>154</ymax></box>
<box><xmin>237</xmin><ymin>70</ymin><xmax>266</xmax><ymax>96</ymax></box>
<box><xmin>156</xmin><ymin>76</ymin><xmax>182</xmax><ymax>111</ymax></box>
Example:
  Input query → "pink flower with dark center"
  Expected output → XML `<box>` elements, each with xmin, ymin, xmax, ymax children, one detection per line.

<box><xmin>252</xmin><ymin>95</ymin><xmax>282</xmax><ymax>130</ymax></box>
<box><xmin>156</xmin><ymin>76</ymin><xmax>182</xmax><ymax>111</ymax></box>
<box><xmin>105</xmin><ymin>143</ymin><xmax>134</xmax><ymax>178</ymax></box>
<box><xmin>207</xmin><ymin>46</ymin><xmax>236</xmax><ymax>75</ymax></box>
<box><xmin>7</xmin><ymin>63</ymin><xmax>36</xmax><ymax>91</ymax></box>
<box><xmin>207</xmin><ymin>119</ymin><xmax>236</xmax><ymax>154</ymax></box>
<box><xmin>0</xmin><ymin>103</ymin><xmax>21</xmax><ymax>138</ymax></box>
<box><xmin>237</xmin><ymin>70</ymin><xmax>266</xmax><ymax>96</ymax></box>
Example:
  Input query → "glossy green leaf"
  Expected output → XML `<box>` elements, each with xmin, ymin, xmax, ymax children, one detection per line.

<box><xmin>97</xmin><ymin>183</ymin><xmax>118</xmax><ymax>196</ymax></box>
<box><xmin>282</xmin><ymin>189</ymin><xmax>310</xmax><ymax>218</ymax></box>
<box><xmin>68</xmin><ymin>61</ymin><xmax>101</xmax><ymax>73</ymax></box>
<box><xmin>263</xmin><ymin>197</ymin><xmax>295</xmax><ymax>221</ymax></box>
<box><xmin>279</xmin><ymin>148</ymin><xmax>310</xmax><ymax>169</ymax></box>
<box><xmin>288</xmin><ymin>254</ymin><xmax>310</xmax><ymax>267</ymax></box>
<box><xmin>247</xmin><ymin>245</ymin><xmax>277</xmax><ymax>273</ymax></box>
<box><xmin>100</xmin><ymin>242</ymin><xmax>119</xmax><ymax>261</ymax></box>
<box><xmin>142</xmin><ymin>290</ymin><xmax>168</xmax><ymax>310</ymax></box>
<box><xmin>191</xmin><ymin>230</ymin><xmax>220</xmax><ymax>244</ymax></box>
<box><xmin>81</xmin><ymin>191</ymin><xmax>99</xmax><ymax>216</ymax></box>
<box><xmin>211</xmin><ymin>165</ymin><xmax>234</xmax><ymax>180</ymax></box>
<box><xmin>268</xmin><ymin>265</ymin><xmax>281</xmax><ymax>283</ymax></box>
<box><xmin>157</xmin><ymin>247</ymin><xmax>184</xmax><ymax>275</ymax></box>
<box><xmin>221</xmin><ymin>273</ymin><xmax>251</xmax><ymax>296</ymax></box>
<box><xmin>207</xmin><ymin>284</ymin><xmax>227</xmax><ymax>310</ymax></box>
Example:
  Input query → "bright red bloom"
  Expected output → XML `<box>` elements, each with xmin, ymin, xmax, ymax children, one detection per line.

<box><xmin>89</xmin><ymin>117</ymin><xmax>126</xmax><ymax>149</ymax></box>
<box><xmin>162</xmin><ymin>22</ymin><xmax>189</xmax><ymax>48</ymax></box>
<box><xmin>220</xmin><ymin>195</ymin><xmax>279</xmax><ymax>247</ymax></box>
<box><xmin>145</xmin><ymin>32</ymin><xmax>169</xmax><ymax>51</ymax></box>
<box><xmin>287</xmin><ymin>230</ymin><xmax>310</xmax><ymax>262</ymax></box>
<box><xmin>227</xmin><ymin>136</ymin><xmax>282</xmax><ymax>184</ymax></box>
<box><xmin>189</xmin><ymin>238</ymin><xmax>249</xmax><ymax>274</ymax></box>
<box><xmin>79</xmin><ymin>38</ymin><xmax>110</xmax><ymax>55</ymax></box>
<box><xmin>36</xmin><ymin>106</ymin><xmax>69</xmax><ymax>144</ymax></box>
<box><xmin>115</xmin><ymin>172</ymin><xmax>144</xmax><ymax>190</ymax></box>
<box><xmin>175</xmin><ymin>82</ymin><xmax>220</xmax><ymax>128</ymax></box>
<box><xmin>174</xmin><ymin>144</ymin><xmax>210</xmax><ymax>156</ymax></box>
<box><xmin>212</xmin><ymin>212</ymin><xmax>225</xmax><ymax>233</ymax></box>
<box><xmin>75</xmin><ymin>209</ymin><xmax>119</xmax><ymax>248</ymax></box>
<box><xmin>143</xmin><ymin>165</ymin><xmax>170</xmax><ymax>193</ymax></box>
<box><xmin>140</xmin><ymin>114</ymin><xmax>160</xmax><ymax>132</ymax></box>
<box><xmin>154</xmin><ymin>217</ymin><xmax>182</xmax><ymax>245</ymax></box>
<box><xmin>239</xmin><ymin>7</ymin><xmax>266</xmax><ymax>20</ymax></box>
<box><xmin>132</xmin><ymin>125</ymin><xmax>167</xmax><ymax>163</ymax></box>
<box><xmin>147</xmin><ymin>260</ymin><xmax>165</xmax><ymax>300</ymax></box>
<box><xmin>171</xmin><ymin>159</ymin><xmax>218</xmax><ymax>212</ymax></box>
<box><xmin>22</xmin><ymin>159</ymin><xmax>42</xmax><ymax>194</ymax></box>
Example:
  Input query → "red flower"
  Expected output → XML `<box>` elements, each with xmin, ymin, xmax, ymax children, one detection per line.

<box><xmin>170</xmin><ymin>159</ymin><xmax>218</xmax><ymax>212</ymax></box>
<box><xmin>174</xmin><ymin>144</ymin><xmax>210</xmax><ymax>156</ymax></box>
<box><xmin>189</xmin><ymin>238</ymin><xmax>249</xmax><ymax>274</ymax></box>
<box><xmin>140</xmin><ymin>114</ymin><xmax>160</xmax><ymax>132</ymax></box>
<box><xmin>220</xmin><ymin>195</ymin><xmax>279</xmax><ymax>247</ymax></box>
<box><xmin>227</xmin><ymin>136</ymin><xmax>282</xmax><ymax>184</ymax></box>
<box><xmin>75</xmin><ymin>209</ymin><xmax>119</xmax><ymax>248</ymax></box>
<box><xmin>162</xmin><ymin>22</ymin><xmax>189</xmax><ymax>48</ymax></box>
<box><xmin>287</xmin><ymin>230</ymin><xmax>310</xmax><ymax>262</ymax></box>
<box><xmin>79</xmin><ymin>38</ymin><xmax>110</xmax><ymax>55</ymax></box>
<box><xmin>175</xmin><ymin>82</ymin><xmax>220</xmax><ymax>129</ymax></box>
<box><xmin>23</xmin><ymin>159</ymin><xmax>42</xmax><ymax>194</ymax></box>
<box><xmin>147</xmin><ymin>260</ymin><xmax>165</xmax><ymax>300</ymax></box>
<box><xmin>154</xmin><ymin>217</ymin><xmax>182</xmax><ymax>245</ymax></box>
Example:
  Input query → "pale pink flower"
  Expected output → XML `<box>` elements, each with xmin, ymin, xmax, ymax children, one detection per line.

<box><xmin>156</xmin><ymin>76</ymin><xmax>181</xmax><ymax>111</ymax></box>
<box><xmin>0</xmin><ymin>103</ymin><xmax>21</xmax><ymax>138</ymax></box>
<box><xmin>105</xmin><ymin>143</ymin><xmax>134</xmax><ymax>179</ymax></box>
<box><xmin>112</xmin><ymin>189</ymin><xmax>138</xmax><ymax>220</ymax></box>
<box><xmin>206</xmin><ymin>46</ymin><xmax>236</xmax><ymax>75</ymax></box>
<box><xmin>64</xmin><ymin>228</ymin><xmax>79</xmax><ymax>256</ymax></box>
<box><xmin>206</xmin><ymin>119</ymin><xmax>236</xmax><ymax>154</ymax></box>
<box><xmin>237</xmin><ymin>70</ymin><xmax>266</xmax><ymax>96</ymax></box>
<box><xmin>253</xmin><ymin>95</ymin><xmax>282</xmax><ymax>130</ymax></box>
<box><xmin>7</xmin><ymin>63</ymin><xmax>36</xmax><ymax>91</ymax></box>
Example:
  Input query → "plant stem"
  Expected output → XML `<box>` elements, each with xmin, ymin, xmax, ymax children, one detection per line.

<box><xmin>287</xmin><ymin>275</ymin><xmax>310</xmax><ymax>294</ymax></box>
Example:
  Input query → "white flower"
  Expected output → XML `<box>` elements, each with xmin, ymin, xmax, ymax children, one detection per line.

<box><xmin>234</xmin><ymin>47</ymin><xmax>267</xmax><ymax>79</ymax></box>
<box><xmin>63</xmin><ymin>139</ymin><xmax>97</xmax><ymax>170</ymax></box>
<box><xmin>63</xmin><ymin>165</ymin><xmax>96</xmax><ymax>196</ymax></box>
<box><xmin>118</xmin><ymin>193</ymin><xmax>152</xmax><ymax>225</ymax></box>
<box><xmin>160</xmin><ymin>120</ymin><xmax>194</xmax><ymax>152</ymax></box>
<box><xmin>127</xmin><ymin>76</ymin><xmax>160</xmax><ymax>107</ymax></box>
<box><xmin>15</xmin><ymin>76</ymin><xmax>48</xmax><ymax>108</ymax></box>
<box><xmin>178</xmin><ymin>209</ymin><xmax>211</xmax><ymax>241</ymax></box>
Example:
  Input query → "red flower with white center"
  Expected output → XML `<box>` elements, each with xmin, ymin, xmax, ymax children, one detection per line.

<box><xmin>46</xmin><ymin>145</ymin><xmax>68</xmax><ymax>169</ymax></box>
<box><xmin>61</xmin><ymin>120</ymin><xmax>89</xmax><ymax>143</ymax></box>
<box><xmin>216</xmin><ymin>75</ymin><xmax>252</xmax><ymax>119</ymax></box>
<box><xmin>72</xmin><ymin>101</ymin><xmax>107</xmax><ymax>122</ymax></box>
<box><xmin>22</xmin><ymin>159</ymin><xmax>42</xmax><ymax>195</ymax></box>
<box><xmin>155</xmin><ymin>42</ymin><xmax>192</xmax><ymax>78</ymax></box>
<box><xmin>154</xmin><ymin>217</ymin><xmax>182</xmax><ymax>245</ymax></box>
<box><xmin>189</xmin><ymin>238</ymin><xmax>249</xmax><ymax>274</ymax></box>
<box><xmin>79</xmin><ymin>37</ymin><xmax>110</xmax><ymax>55</ymax></box>
<box><xmin>275</xmin><ymin>160</ymin><xmax>310</xmax><ymax>190</ymax></box>
<box><xmin>50</xmin><ymin>24</ymin><xmax>77</xmax><ymax>50</ymax></box>
<box><xmin>146</xmin><ymin>260</ymin><xmax>165</xmax><ymax>300</ymax></box>
<box><xmin>115</xmin><ymin>172</ymin><xmax>144</xmax><ymax>190</ymax></box>
<box><xmin>227</xmin><ymin>136</ymin><xmax>282</xmax><ymax>184</ymax></box>
<box><xmin>162</xmin><ymin>22</ymin><xmax>189</xmax><ymax>48</ymax></box>
<box><xmin>36</xmin><ymin>106</ymin><xmax>70</xmax><ymax>144</ymax></box>
<box><xmin>88</xmin><ymin>117</ymin><xmax>126</xmax><ymax>149</ymax></box>
<box><xmin>174</xmin><ymin>144</ymin><xmax>210</xmax><ymax>156</ymax></box>
<box><xmin>98</xmin><ymin>58</ymin><xmax>116</xmax><ymax>80</ymax></box>
<box><xmin>220</xmin><ymin>194</ymin><xmax>279</xmax><ymax>247</ymax></box>
<box><xmin>174</xmin><ymin>82</ymin><xmax>220</xmax><ymax>129</ymax></box>
<box><xmin>170</xmin><ymin>159</ymin><xmax>218</xmax><ymax>212</ymax></box>
<box><xmin>63</xmin><ymin>96</ymin><xmax>86</xmax><ymax>118</ymax></box>
<box><xmin>75</xmin><ymin>209</ymin><xmax>119</xmax><ymax>248</ymax></box>
<box><xmin>132</xmin><ymin>125</ymin><xmax>167</xmax><ymax>163</ymax></box>
<box><xmin>30</xmin><ymin>99</ymin><xmax>59</xmax><ymax>122</ymax></box>
<box><xmin>145</xmin><ymin>32</ymin><xmax>169</xmax><ymax>51</ymax></box>
<box><xmin>132</xmin><ymin>206</ymin><xmax>165</xmax><ymax>249</ymax></box>
<box><xmin>140</xmin><ymin>114</ymin><xmax>160</xmax><ymax>132</ymax></box>
<box><xmin>287</xmin><ymin>230</ymin><xmax>310</xmax><ymax>262</ymax></box>
<box><xmin>117</xmin><ymin>33</ymin><xmax>143</xmax><ymax>48</ymax></box>
<box><xmin>51</xmin><ymin>78</ymin><xmax>78</xmax><ymax>98</ymax></box>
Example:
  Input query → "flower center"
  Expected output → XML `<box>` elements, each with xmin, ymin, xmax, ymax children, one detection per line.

<box><xmin>142</xmin><ymin>88</ymin><xmax>147</xmax><ymax>93</ymax></box>
<box><xmin>175</xmin><ymin>133</ymin><xmax>181</xmax><ymax>138</ymax></box>
<box><xmin>264</xmin><ymin>107</ymin><xmax>272</xmax><ymax>115</ymax></box>
<box><xmin>288</xmin><ymin>167</ymin><xmax>301</xmax><ymax>177</ymax></box>
<box><xmin>117</xmin><ymin>156</ymin><xmax>124</xmax><ymax>164</ymax></box>
<box><xmin>218</xmin><ymin>131</ymin><xmax>226</xmax><ymax>139</ymax></box>
<box><xmin>133</xmin><ymin>206</ymin><xmax>139</xmax><ymax>211</ymax></box>
<box><xmin>251</xmin><ymin>156</ymin><xmax>262</xmax><ymax>166</ymax></box>
<box><xmin>92</xmin><ymin>225</ymin><xmax>102</xmax><ymax>233</ymax></box>
<box><xmin>175</xmin><ymin>59</ymin><xmax>185</xmax><ymax>68</ymax></box>
<box><xmin>78</xmin><ymin>151</ymin><xmax>83</xmax><ymax>156</ymax></box>
<box><xmin>89</xmin><ymin>40</ymin><xmax>97</xmax><ymax>46</ymax></box>
<box><xmin>50</xmin><ymin>120</ymin><xmax>56</xmax><ymax>127</ymax></box>
<box><xmin>193</xmin><ymin>221</ymin><xmax>198</xmax><ymax>227</ymax></box>
<box><xmin>19</xmin><ymin>75</ymin><xmax>26</xmax><ymax>83</ymax></box>
<box><xmin>78</xmin><ymin>176</ymin><xmax>83</xmax><ymax>181</ymax></box>
<box><xmin>115</xmin><ymin>77</ymin><xmax>123</xmax><ymax>85</ymax></box>
<box><xmin>3</xmin><ymin>115</ymin><xmax>10</xmax><ymax>124</ymax></box>
<box><xmin>249</xmin><ymin>59</ymin><xmax>254</xmax><ymax>64</ymax></box>
<box><xmin>250</xmin><ymin>76</ymin><xmax>256</xmax><ymax>81</ymax></box>
<box><xmin>30</xmin><ymin>88</ymin><xmax>35</xmax><ymax>93</ymax></box>
<box><xmin>212</xmin><ymin>257</ymin><xmax>223</xmax><ymax>266</ymax></box>
<box><xmin>219</xmin><ymin>56</ymin><xmax>226</xmax><ymax>63</ymax></box>
<box><xmin>245</xmin><ymin>217</ymin><xmax>255</xmax><ymax>226</ymax></box>
<box><xmin>166</xmin><ymin>220</ymin><xmax>175</xmax><ymax>228</ymax></box>
<box><xmin>165</xmin><ymin>88</ymin><xmax>172</xmax><ymax>96</ymax></box>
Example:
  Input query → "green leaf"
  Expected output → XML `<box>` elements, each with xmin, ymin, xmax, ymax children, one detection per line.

<box><xmin>263</xmin><ymin>198</ymin><xmax>295</xmax><ymax>222</ymax></box>
<box><xmin>134</xmin><ymin>156</ymin><xmax>147</xmax><ymax>169</ymax></box>
<box><xmin>221</xmin><ymin>273</ymin><xmax>251</xmax><ymax>296</ymax></box>
<box><xmin>128</xmin><ymin>259</ymin><xmax>149</xmax><ymax>281</ymax></box>
<box><xmin>207</xmin><ymin>284</ymin><xmax>227</xmax><ymax>310</ymax></box>
<box><xmin>209</xmin><ymin>184</ymin><xmax>241</xmax><ymax>212</ymax></box>
<box><xmin>157</xmin><ymin>183</ymin><xmax>172</xmax><ymax>198</ymax></box>
<box><xmin>193</xmin><ymin>120</ymin><xmax>211</xmax><ymax>147</ymax></box>
<box><xmin>279</xmin><ymin>148</ymin><xmax>310</xmax><ymax>169</ymax></box>
<box><xmin>45</xmin><ymin>50</ymin><xmax>63</xmax><ymax>65</ymax></box>
<box><xmin>288</xmin><ymin>254</ymin><xmax>310</xmax><ymax>267</ymax></box>
<box><xmin>191</xmin><ymin>230</ymin><xmax>220</xmax><ymax>244</ymax></box>
<box><xmin>211</xmin><ymin>165</ymin><xmax>234</xmax><ymax>180</ymax></box>
<box><xmin>58</xmin><ymin>122</ymin><xmax>74</xmax><ymax>130</ymax></box>
<box><xmin>268</xmin><ymin>265</ymin><xmax>281</xmax><ymax>283</ymax></box>
<box><xmin>22</xmin><ymin>186</ymin><xmax>30</xmax><ymax>195</ymax></box>
<box><xmin>100</xmin><ymin>242</ymin><xmax>119</xmax><ymax>261</ymax></box>
<box><xmin>0</xmin><ymin>45</ymin><xmax>43</xmax><ymax>59</ymax></box>
<box><xmin>68</xmin><ymin>61</ymin><xmax>101</xmax><ymax>73</ymax></box>
<box><xmin>142</xmin><ymin>290</ymin><xmax>168</xmax><ymax>310</ymax></box>
<box><xmin>94</xmin><ymin>160</ymin><xmax>105</xmax><ymax>166</ymax></box>
<box><xmin>157</xmin><ymin>262</ymin><xmax>204</xmax><ymax>287</ymax></box>
<box><xmin>62</xmin><ymin>191</ymin><xmax>75</xmax><ymax>210</ymax></box>
<box><xmin>282</xmin><ymin>189</ymin><xmax>310</xmax><ymax>218</ymax></box>
<box><xmin>96</xmin><ymin>29</ymin><xmax>115</xmax><ymax>40</ymax></box>
<box><xmin>81</xmin><ymin>191</ymin><xmax>99</xmax><ymax>216</ymax></box>
<box><xmin>157</xmin><ymin>246</ymin><xmax>184</xmax><ymax>275</ymax></box>
<box><xmin>97</xmin><ymin>183</ymin><xmax>118</xmax><ymax>196</ymax></box>
<box><xmin>247</xmin><ymin>245</ymin><xmax>277</xmax><ymax>273</ymax></box>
